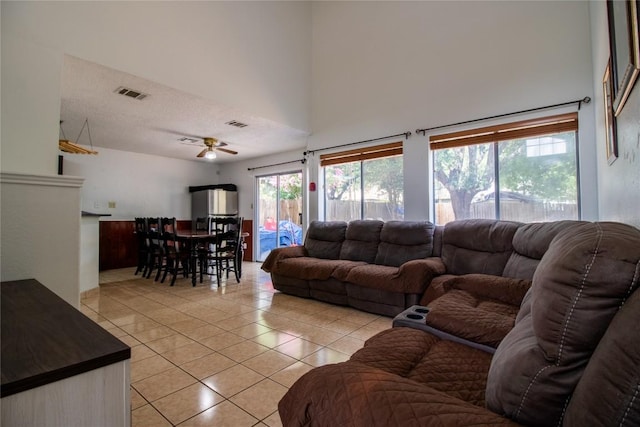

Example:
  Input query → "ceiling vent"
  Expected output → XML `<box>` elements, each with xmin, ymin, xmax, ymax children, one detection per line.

<box><xmin>115</xmin><ymin>86</ymin><xmax>148</xmax><ymax>100</ymax></box>
<box><xmin>226</xmin><ymin>120</ymin><xmax>248</xmax><ymax>128</ymax></box>
<box><xmin>178</xmin><ymin>137</ymin><xmax>201</xmax><ymax>145</ymax></box>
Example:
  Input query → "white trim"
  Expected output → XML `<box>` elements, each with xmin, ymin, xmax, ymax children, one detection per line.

<box><xmin>0</xmin><ymin>172</ymin><xmax>84</xmax><ymax>188</ymax></box>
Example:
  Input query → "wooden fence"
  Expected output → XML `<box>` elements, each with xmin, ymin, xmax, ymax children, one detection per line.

<box><xmin>436</xmin><ymin>200</ymin><xmax>578</xmax><ymax>224</ymax></box>
<box><xmin>259</xmin><ymin>198</ymin><xmax>302</xmax><ymax>225</ymax></box>
<box><xmin>325</xmin><ymin>200</ymin><xmax>403</xmax><ymax>221</ymax></box>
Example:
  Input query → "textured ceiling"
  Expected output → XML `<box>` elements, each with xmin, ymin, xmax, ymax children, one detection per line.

<box><xmin>59</xmin><ymin>56</ymin><xmax>309</xmax><ymax>164</ymax></box>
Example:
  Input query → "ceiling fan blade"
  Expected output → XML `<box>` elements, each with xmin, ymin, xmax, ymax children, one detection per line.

<box><xmin>214</xmin><ymin>141</ymin><xmax>228</xmax><ymax>147</ymax></box>
<box><xmin>154</xmin><ymin>128</ymin><xmax>204</xmax><ymax>139</ymax></box>
<box><xmin>196</xmin><ymin>148</ymin><xmax>208</xmax><ymax>158</ymax></box>
<box><xmin>217</xmin><ymin>147</ymin><xmax>238</xmax><ymax>155</ymax></box>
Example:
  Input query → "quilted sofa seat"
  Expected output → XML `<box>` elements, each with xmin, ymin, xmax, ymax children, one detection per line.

<box><xmin>279</xmin><ymin>327</ymin><xmax>519</xmax><ymax>426</ymax></box>
<box><xmin>263</xmin><ymin>219</ymin><xmax>443</xmax><ymax>316</ymax></box>
<box><xmin>486</xmin><ymin>221</ymin><xmax>640</xmax><ymax>426</ymax></box>
<box><xmin>420</xmin><ymin>220</ymin><xmax>581</xmax><ymax>348</ymax></box>
<box><xmin>278</xmin><ymin>221</ymin><xmax>640</xmax><ymax>426</ymax></box>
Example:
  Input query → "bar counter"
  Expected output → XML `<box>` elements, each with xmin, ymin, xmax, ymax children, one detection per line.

<box><xmin>1</xmin><ymin>279</ymin><xmax>131</xmax><ymax>426</ymax></box>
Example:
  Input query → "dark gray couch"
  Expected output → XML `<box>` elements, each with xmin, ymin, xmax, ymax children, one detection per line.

<box><xmin>262</xmin><ymin>218</ymin><xmax>583</xmax><ymax>321</ymax></box>
<box><xmin>262</xmin><ymin>219</ymin><xmax>442</xmax><ymax>316</ymax></box>
<box><xmin>278</xmin><ymin>221</ymin><xmax>640</xmax><ymax>427</ymax></box>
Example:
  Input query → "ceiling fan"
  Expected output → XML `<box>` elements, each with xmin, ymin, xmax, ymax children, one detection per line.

<box><xmin>196</xmin><ymin>137</ymin><xmax>238</xmax><ymax>160</ymax></box>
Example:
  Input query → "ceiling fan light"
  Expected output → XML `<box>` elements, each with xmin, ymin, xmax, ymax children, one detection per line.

<box><xmin>204</xmin><ymin>149</ymin><xmax>217</xmax><ymax>160</ymax></box>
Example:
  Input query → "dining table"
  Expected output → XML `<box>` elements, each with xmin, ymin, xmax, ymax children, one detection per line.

<box><xmin>177</xmin><ymin>232</ymin><xmax>219</xmax><ymax>287</ymax></box>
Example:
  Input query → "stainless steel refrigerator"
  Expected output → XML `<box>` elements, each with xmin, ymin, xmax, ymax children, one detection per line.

<box><xmin>190</xmin><ymin>185</ymin><xmax>238</xmax><ymax>220</ymax></box>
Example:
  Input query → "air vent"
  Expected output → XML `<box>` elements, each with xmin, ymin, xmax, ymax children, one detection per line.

<box><xmin>178</xmin><ymin>137</ymin><xmax>200</xmax><ymax>145</ymax></box>
<box><xmin>115</xmin><ymin>86</ymin><xmax>148</xmax><ymax>100</ymax></box>
<box><xmin>226</xmin><ymin>120</ymin><xmax>248</xmax><ymax>128</ymax></box>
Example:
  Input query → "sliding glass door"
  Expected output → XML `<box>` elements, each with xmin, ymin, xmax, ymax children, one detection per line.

<box><xmin>257</xmin><ymin>171</ymin><xmax>303</xmax><ymax>261</ymax></box>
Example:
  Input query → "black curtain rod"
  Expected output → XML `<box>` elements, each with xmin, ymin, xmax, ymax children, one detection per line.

<box><xmin>304</xmin><ymin>131</ymin><xmax>411</xmax><ymax>156</ymax></box>
<box><xmin>247</xmin><ymin>158</ymin><xmax>306</xmax><ymax>171</ymax></box>
<box><xmin>415</xmin><ymin>96</ymin><xmax>591</xmax><ymax>136</ymax></box>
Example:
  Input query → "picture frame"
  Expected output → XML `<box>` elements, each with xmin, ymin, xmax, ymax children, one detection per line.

<box><xmin>606</xmin><ymin>0</ymin><xmax>640</xmax><ymax>116</ymax></box>
<box><xmin>602</xmin><ymin>61</ymin><xmax>618</xmax><ymax>165</ymax></box>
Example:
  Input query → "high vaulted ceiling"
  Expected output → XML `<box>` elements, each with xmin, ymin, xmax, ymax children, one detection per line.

<box><xmin>59</xmin><ymin>56</ymin><xmax>310</xmax><ymax>163</ymax></box>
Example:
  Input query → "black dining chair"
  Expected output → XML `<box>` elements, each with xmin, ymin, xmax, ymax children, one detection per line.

<box><xmin>134</xmin><ymin>217</ymin><xmax>149</xmax><ymax>276</ymax></box>
<box><xmin>157</xmin><ymin>217</ymin><xmax>190</xmax><ymax>286</ymax></box>
<box><xmin>195</xmin><ymin>217</ymin><xmax>210</xmax><ymax>234</ymax></box>
<box><xmin>199</xmin><ymin>216</ymin><xmax>243</xmax><ymax>285</ymax></box>
<box><xmin>145</xmin><ymin>217</ymin><xmax>164</xmax><ymax>280</ymax></box>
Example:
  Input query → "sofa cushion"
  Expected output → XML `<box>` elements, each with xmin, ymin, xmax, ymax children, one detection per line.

<box><xmin>563</xmin><ymin>287</ymin><xmax>640</xmax><ymax>426</ymax></box>
<box><xmin>438</xmin><ymin>274</ymin><xmax>531</xmax><ymax>307</ymax></box>
<box><xmin>502</xmin><ymin>220</ymin><xmax>581</xmax><ymax>280</ymax></box>
<box><xmin>441</xmin><ymin>219</ymin><xmax>521</xmax><ymax>276</ymax></box>
<box><xmin>274</xmin><ymin>257</ymin><xmax>364</xmax><ymax>281</ymax></box>
<box><xmin>485</xmin><ymin>221</ymin><xmax>640</xmax><ymax>426</ymax></box>
<box><xmin>278</xmin><ymin>328</ymin><xmax>517</xmax><ymax>426</ymax></box>
<box><xmin>261</xmin><ymin>245</ymin><xmax>307</xmax><ymax>273</ymax></box>
<box><xmin>339</xmin><ymin>220</ymin><xmax>383</xmax><ymax>263</ymax></box>
<box><xmin>374</xmin><ymin>220</ymin><xmax>435</xmax><ymax>267</ymax></box>
<box><xmin>351</xmin><ymin>328</ymin><xmax>494</xmax><ymax>406</ymax></box>
<box><xmin>426</xmin><ymin>289</ymin><xmax>522</xmax><ymax>348</ymax></box>
<box><xmin>345</xmin><ymin>258</ymin><xmax>445</xmax><ymax>294</ymax></box>
<box><xmin>305</xmin><ymin>220</ymin><xmax>347</xmax><ymax>259</ymax></box>
<box><xmin>421</xmin><ymin>274</ymin><xmax>531</xmax><ymax>348</ymax></box>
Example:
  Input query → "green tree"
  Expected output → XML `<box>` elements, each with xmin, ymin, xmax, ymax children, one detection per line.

<box><xmin>279</xmin><ymin>173</ymin><xmax>302</xmax><ymax>200</ymax></box>
<box><xmin>259</xmin><ymin>176</ymin><xmax>277</xmax><ymax>199</ymax></box>
<box><xmin>325</xmin><ymin>163</ymin><xmax>360</xmax><ymax>200</ymax></box>
<box><xmin>499</xmin><ymin>137</ymin><xmax>576</xmax><ymax>201</ymax></box>
<box><xmin>363</xmin><ymin>156</ymin><xmax>403</xmax><ymax>208</ymax></box>
<box><xmin>434</xmin><ymin>144</ymin><xmax>494</xmax><ymax>219</ymax></box>
<box><xmin>434</xmin><ymin>132</ymin><xmax>577</xmax><ymax>221</ymax></box>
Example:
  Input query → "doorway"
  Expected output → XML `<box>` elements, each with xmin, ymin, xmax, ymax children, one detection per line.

<box><xmin>256</xmin><ymin>171</ymin><xmax>303</xmax><ymax>261</ymax></box>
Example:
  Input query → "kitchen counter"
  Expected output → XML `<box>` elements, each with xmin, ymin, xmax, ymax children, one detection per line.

<box><xmin>1</xmin><ymin>279</ymin><xmax>131</xmax><ymax>425</ymax></box>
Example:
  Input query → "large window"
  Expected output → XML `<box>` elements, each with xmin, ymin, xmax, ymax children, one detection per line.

<box><xmin>323</xmin><ymin>142</ymin><xmax>404</xmax><ymax>221</ymax></box>
<box><xmin>432</xmin><ymin>113</ymin><xmax>579</xmax><ymax>224</ymax></box>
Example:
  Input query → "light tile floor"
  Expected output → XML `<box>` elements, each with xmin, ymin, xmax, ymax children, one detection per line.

<box><xmin>84</xmin><ymin>262</ymin><xmax>392</xmax><ymax>426</ymax></box>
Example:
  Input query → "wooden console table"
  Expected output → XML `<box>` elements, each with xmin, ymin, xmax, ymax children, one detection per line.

<box><xmin>1</xmin><ymin>279</ymin><xmax>131</xmax><ymax>426</ymax></box>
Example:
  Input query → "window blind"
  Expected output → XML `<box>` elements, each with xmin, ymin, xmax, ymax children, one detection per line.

<box><xmin>320</xmin><ymin>141</ymin><xmax>403</xmax><ymax>167</ymax></box>
<box><xmin>429</xmin><ymin>112</ymin><xmax>578</xmax><ymax>150</ymax></box>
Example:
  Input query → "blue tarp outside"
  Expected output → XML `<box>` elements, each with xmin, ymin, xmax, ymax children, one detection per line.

<box><xmin>259</xmin><ymin>220</ymin><xmax>303</xmax><ymax>259</ymax></box>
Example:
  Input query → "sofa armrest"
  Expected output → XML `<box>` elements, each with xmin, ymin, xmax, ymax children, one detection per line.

<box><xmin>442</xmin><ymin>274</ymin><xmax>532</xmax><ymax>306</ymax></box>
<box><xmin>261</xmin><ymin>245</ymin><xmax>308</xmax><ymax>272</ymax></box>
<box><xmin>392</xmin><ymin>257</ymin><xmax>446</xmax><ymax>281</ymax></box>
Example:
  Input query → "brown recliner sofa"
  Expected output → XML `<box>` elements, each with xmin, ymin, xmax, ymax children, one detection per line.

<box><xmin>262</xmin><ymin>219</ymin><xmax>443</xmax><ymax>316</ymax></box>
<box><xmin>420</xmin><ymin>219</ymin><xmax>580</xmax><ymax>348</ymax></box>
<box><xmin>278</xmin><ymin>221</ymin><xmax>640</xmax><ymax>426</ymax></box>
<box><xmin>263</xmin><ymin>218</ymin><xmax>578</xmax><ymax>343</ymax></box>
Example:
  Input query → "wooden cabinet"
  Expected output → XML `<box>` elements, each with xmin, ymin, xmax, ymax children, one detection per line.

<box><xmin>1</xmin><ymin>279</ymin><xmax>131</xmax><ymax>426</ymax></box>
<box><xmin>99</xmin><ymin>221</ymin><xmax>137</xmax><ymax>271</ymax></box>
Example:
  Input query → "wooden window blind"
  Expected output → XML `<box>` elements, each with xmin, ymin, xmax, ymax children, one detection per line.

<box><xmin>429</xmin><ymin>113</ymin><xmax>578</xmax><ymax>150</ymax></box>
<box><xmin>320</xmin><ymin>142</ymin><xmax>403</xmax><ymax>167</ymax></box>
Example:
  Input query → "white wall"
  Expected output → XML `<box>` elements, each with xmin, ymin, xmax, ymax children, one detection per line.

<box><xmin>62</xmin><ymin>147</ymin><xmax>217</xmax><ymax>220</ymax></box>
<box><xmin>1</xmin><ymin>174</ymin><xmax>83</xmax><ymax>306</ymax></box>
<box><xmin>1</xmin><ymin>2</ymin><xmax>311</xmax><ymax>291</ymax></box>
<box><xmin>1</xmin><ymin>34</ymin><xmax>64</xmax><ymax>176</ymax></box>
<box><xmin>306</xmin><ymin>0</ymin><xmax>596</xmax><ymax>221</ymax></box>
<box><xmin>1</xmin><ymin>1</ymin><xmax>312</xmax><ymax>176</ymax></box>
<box><xmin>590</xmin><ymin>1</ymin><xmax>640</xmax><ymax>228</ymax></box>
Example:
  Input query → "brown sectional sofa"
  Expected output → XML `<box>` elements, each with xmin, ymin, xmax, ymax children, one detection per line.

<box><xmin>278</xmin><ymin>221</ymin><xmax>640</xmax><ymax>426</ymax></box>
<box><xmin>421</xmin><ymin>219</ymin><xmax>581</xmax><ymax>348</ymax></box>
<box><xmin>262</xmin><ymin>219</ymin><xmax>442</xmax><ymax>316</ymax></box>
<box><xmin>262</xmin><ymin>218</ymin><xmax>578</xmax><ymax>324</ymax></box>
